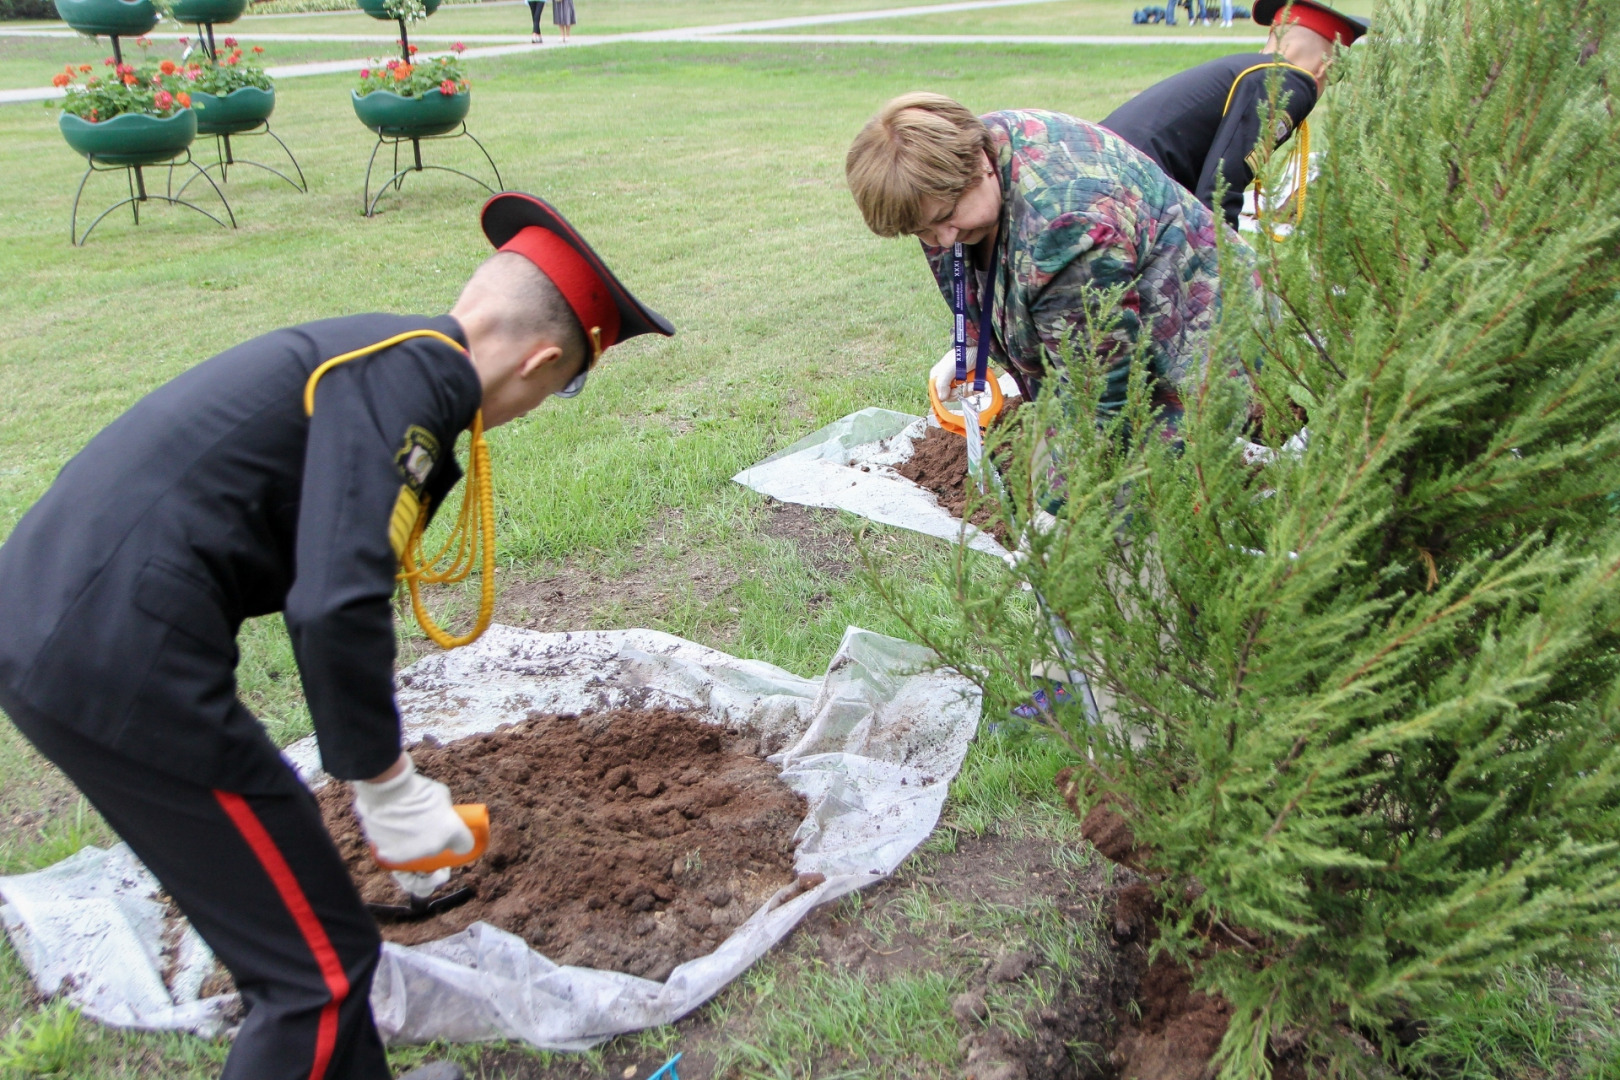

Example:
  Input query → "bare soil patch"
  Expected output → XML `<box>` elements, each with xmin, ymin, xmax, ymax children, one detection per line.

<box><xmin>316</xmin><ymin>708</ymin><xmax>805</xmax><ymax>981</ymax></box>
<box><xmin>895</xmin><ymin>401</ymin><xmax>1022</xmax><ymax>539</ymax></box>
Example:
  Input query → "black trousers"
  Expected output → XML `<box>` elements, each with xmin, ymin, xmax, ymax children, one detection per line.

<box><xmin>4</xmin><ymin>696</ymin><xmax>389</xmax><ymax>1080</ymax></box>
<box><xmin>527</xmin><ymin>0</ymin><xmax>545</xmax><ymax>33</ymax></box>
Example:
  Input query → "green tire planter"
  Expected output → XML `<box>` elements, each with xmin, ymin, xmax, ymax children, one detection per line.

<box><xmin>59</xmin><ymin>109</ymin><xmax>197</xmax><ymax>166</ymax></box>
<box><xmin>170</xmin><ymin>0</ymin><xmax>248</xmax><ymax>22</ymax></box>
<box><xmin>355</xmin><ymin>0</ymin><xmax>439</xmax><ymax>18</ymax></box>
<box><xmin>54</xmin><ymin>0</ymin><xmax>158</xmax><ymax>37</ymax></box>
<box><xmin>351</xmin><ymin>88</ymin><xmax>468</xmax><ymax>138</ymax></box>
<box><xmin>193</xmin><ymin>86</ymin><xmax>275</xmax><ymax>135</ymax></box>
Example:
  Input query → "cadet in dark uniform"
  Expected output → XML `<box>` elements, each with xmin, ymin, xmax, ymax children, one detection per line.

<box><xmin>1102</xmin><ymin>0</ymin><xmax>1368</xmax><ymax>228</ymax></box>
<box><xmin>0</xmin><ymin>193</ymin><xmax>673</xmax><ymax>1080</ymax></box>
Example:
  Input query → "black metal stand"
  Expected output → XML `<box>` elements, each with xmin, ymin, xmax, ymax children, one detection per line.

<box><xmin>180</xmin><ymin>123</ymin><xmax>308</xmax><ymax>194</ymax></box>
<box><xmin>361</xmin><ymin>124</ymin><xmax>502</xmax><ymax>216</ymax></box>
<box><xmin>70</xmin><ymin>150</ymin><xmax>236</xmax><ymax>245</ymax></box>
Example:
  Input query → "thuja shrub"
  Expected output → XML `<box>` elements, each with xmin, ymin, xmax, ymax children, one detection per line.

<box><xmin>881</xmin><ymin>0</ymin><xmax>1620</xmax><ymax>1072</ymax></box>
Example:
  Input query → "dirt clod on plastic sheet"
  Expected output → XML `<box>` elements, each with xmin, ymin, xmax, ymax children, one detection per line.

<box><xmin>318</xmin><ymin>708</ymin><xmax>805</xmax><ymax>981</ymax></box>
<box><xmin>894</xmin><ymin>400</ymin><xmax>1021</xmax><ymax>538</ymax></box>
<box><xmin>0</xmin><ymin>626</ymin><xmax>982</xmax><ymax>1051</ymax></box>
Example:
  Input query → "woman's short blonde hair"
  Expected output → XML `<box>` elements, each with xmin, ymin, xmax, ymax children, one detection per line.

<box><xmin>845</xmin><ymin>92</ymin><xmax>995</xmax><ymax>238</ymax></box>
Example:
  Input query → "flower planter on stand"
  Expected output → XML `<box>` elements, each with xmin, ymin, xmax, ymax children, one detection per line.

<box><xmin>170</xmin><ymin>0</ymin><xmax>247</xmax><ymax>62</ymax></box>
<box><xmin>181</xmin><ymin>84</ymin><xmax>308</xmax><ymax>194</ymax></box>
<box><xmin>55</xmin><ymin>0</ymin><xmax>157</xmax><ymax>64</ymax></box>
<box><xmin>353</xmin><ymin>88</ymin><xmax>501</xmax><ymax>216</ymax></box>
<box><xmin>59</xmin><ymin>109</ymin><xmax>236</xmax><ymax>244</ymax></box>
<box><xmin>349</xmin><ymin>0</ymin><xmax>501</xmax><ymax>216</ymax></box>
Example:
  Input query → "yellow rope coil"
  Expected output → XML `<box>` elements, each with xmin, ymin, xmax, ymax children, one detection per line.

<box><xmin>1221</xmin><ymin>62</ymin><xmax>1315</xmax><ymax>238</ymax></box>
<box><xmin>303</xmin><ymin>329</ymin><xmax>495</xmax><ymax>650</ymax></box>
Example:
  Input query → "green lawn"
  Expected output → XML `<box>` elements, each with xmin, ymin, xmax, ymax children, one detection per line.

<box><xmin>0</xmin><ymin>27</ymin><xmax>1605</xmax><ymax>1080</ymax></box>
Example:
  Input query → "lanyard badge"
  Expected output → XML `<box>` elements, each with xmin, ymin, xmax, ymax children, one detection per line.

<box><xmin>951</xmin><ymin>241</ymin><xmax>1000</xmax><ymax>482</ymax></box>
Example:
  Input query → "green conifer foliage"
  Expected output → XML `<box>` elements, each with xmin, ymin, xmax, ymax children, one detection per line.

<box><xmin>881</xmin><ymin>0</ymin><xmax>1620</xmax><ymax>1071</ymax></box>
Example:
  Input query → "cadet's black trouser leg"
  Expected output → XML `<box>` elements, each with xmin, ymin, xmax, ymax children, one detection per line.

<box><xmin>6</xmin><ymin>711</ymin><xmax>389</xmax><ymax>1080</ymax></box>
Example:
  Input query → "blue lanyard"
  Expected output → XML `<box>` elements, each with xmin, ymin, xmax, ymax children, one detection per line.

<box><xmin>951</xmin><ymin>239</ymin><xmax>1000</xmax><ymax>392</ymax></box>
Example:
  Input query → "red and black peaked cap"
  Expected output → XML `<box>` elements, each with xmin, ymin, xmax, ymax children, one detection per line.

<box><xmin>1252</xmin><ymin>0</ymin><xmax>1368</xmax><ymax>44</ymax></box>
<box><xmin>480</xmin><ymin>192</ymin><xmax>675</xmax><ymax>356</ymax></box>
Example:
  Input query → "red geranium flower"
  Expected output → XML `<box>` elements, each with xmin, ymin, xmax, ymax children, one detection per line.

<box><xmin>385</xmin><ymin>58</ymin><xmax>400</xmax><ymax>69</ymax></box>
<box><xmin>103</xmin><ymin>56</ymin><xmax>114</xmax><ymax>65</ymax></box>
<box><xmin>226</xmin><ymin>54</ymin><xmax>238</xmax><ymax>65</ymax></box>
<box><xmin>123</xmin><ymin>73</ymin><xmax>137</xmax><ymax>85</ymax></box>
<box><xmin>359</xmin><ymin>67</ymin><xmax>371</xmax><ymax>78</ymax></box>
<box><xmin>223</xmin><ymin>36</ymin><xmax>237</xmax><ymax>47</ymax></box>
<box><xmin>160</xmin><ymin>58</ymin><xmax>177</xmax><ymax>74</ymax></box>
<box><xmin>51</xmin><ymin>72</ymin><xmax>70</xmax><ymax>87</ymax></box>
<box><xmin>451</xmin><ymin>41</ymin><xmax>465</xmax><ymax>52</ymax></box>
<box><xmin>408</xmin><ymin>43</ymin><xmax>419</xmax><ymax>54</ymax></box>
<box><xmin>394</xmin><ymin>63</ymin><xmax>413</xmax><ymax>79</ymax></box>
<box><xmin>438</xmin><ymin>78</ymin><xmax>455</xmax><ymax>95</ymax></box>
<box><xmin>177</xmin><ymin>91</ymin><xmax>191</xmax><ymax>107</ymax></box>
<box><xmin>78</xmin><ymin>63</ymin><xmax>92</xmax><ymax>72</ymax></box>
<box><xmin>178</xmin><ymin>35</ymin><xmax>188</xmax><ymax>45</ymax></box>
<box><xmin>154</xmin><ymin>89</ymin><xmax>173</xmax><ymax>109</ymax></box>
<box><xmin>252</xmin><ymin>45</ymin><xmax>264</xmax><ymax>53</ymax></box>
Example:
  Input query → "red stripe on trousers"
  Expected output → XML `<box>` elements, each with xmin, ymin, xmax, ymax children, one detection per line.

<box><xmin>214</xmin><ymin>790</ymin><xmax>351</xmax><ymax>1080</ymax></box>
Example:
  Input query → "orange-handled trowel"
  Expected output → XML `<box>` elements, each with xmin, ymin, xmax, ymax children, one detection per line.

<box><xmin>365</xmin><ymin>804</ymin><xmax>490</xmax><ymax>921</ymax></box>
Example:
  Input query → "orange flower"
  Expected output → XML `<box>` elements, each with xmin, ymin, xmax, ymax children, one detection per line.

<box><xmin>252</xmin><ymin>45</ymin><xmax>264</xmax><ymax>54</ymax></box>
<box><xmin>123</xmin><ymin>73</ymin><xmax>138</xmax><ymax>85</ymax></box>
<box><xmin>160</xmin><ymin>59</ymin><xmax>176</xmax><ymax>74</ymax></box>
<box><xmin>394</xmin><ymin>63</ymin><xmax>413</xmax><ymax>79</ymax></box>
<box><xmin>78</xmin><ymin>63</ymin><xmax>92</xmax><ymax>72</ymax></box>
<box><xmin>177</xmin><ymin>91</ymin><xmax>191</xmax><ymax>107</ymax></box>
<box><xmin>52</xmin><ymin>72</ymin><xmax>70</xmax><ymax>87</ymax></box>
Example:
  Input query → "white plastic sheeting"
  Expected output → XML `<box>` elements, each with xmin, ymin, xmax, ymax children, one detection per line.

<box><xmin>0</xmin><ymin>624</ymin><xmax>981</xmax><ymax>1050</ymax></box>
<box><xmin>732</xmin><ymin>392</ymin><xmax>1018</xmax><ymax>562</ymax></box>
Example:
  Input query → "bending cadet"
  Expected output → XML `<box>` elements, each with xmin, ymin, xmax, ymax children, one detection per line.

<box><xmin>1101</xmin><ymin>0</ymin><xmax>1369</xmax><ymax>229</ymax></box>
<box><xmin>0</xmin><ymin>194</ymin><xmax>672</xmax><ymax>1080</ymax></box>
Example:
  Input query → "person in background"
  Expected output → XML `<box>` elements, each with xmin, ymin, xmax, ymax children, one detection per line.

<box><xmin>1221</xmin><ymin>0</ymin><xmax>1235</xmax><ymax>27</ymax></box>
<box><xmin>553</xmin><ymin>0</ymin><xmax>575</xmax><ymax>43</ymax></box>
<box><xmin>1101</xmin><ymin>0</ymin><xmax>1368</xmax><ymax>228</ymax></box>
<box><xmin>527</xmin><ymin>0</ymin><xmax>545</xmax><ymax>43</ymax></box>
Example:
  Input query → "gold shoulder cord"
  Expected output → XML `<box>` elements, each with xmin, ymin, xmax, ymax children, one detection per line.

<box><xmin>303</xmin><ymin>329</ymin><xmax>495</xmax><ymax>649</ymax></box>
<box><xmin>1222</xmin><ymin>62</ymin><xmax>1315</xmax><ymax>237</ymax></box>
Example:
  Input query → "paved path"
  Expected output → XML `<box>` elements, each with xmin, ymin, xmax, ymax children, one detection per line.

<box><xmin>1</xmin><ymin>0</ymin><xmax>1252</xmax><ymax>104</ymax></box>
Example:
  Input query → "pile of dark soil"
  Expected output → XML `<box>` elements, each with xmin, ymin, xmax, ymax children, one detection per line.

<box><xmin>316</xmin><ymin>708</ymin><xmax>807</xmax><ymax>981</ymax></box>
<box><xmin>896</xmin><ymin>399</ymin><xmax>1022</xmax><ymax>535</ymax></box>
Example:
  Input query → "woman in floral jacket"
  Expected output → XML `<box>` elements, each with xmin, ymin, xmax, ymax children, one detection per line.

<box><xmin>846</xmin><ymin>92</ymin><xmax>1242</xmax><ymax>437</ymax></box>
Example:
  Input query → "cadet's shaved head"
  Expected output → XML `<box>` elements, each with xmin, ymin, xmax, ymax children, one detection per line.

<box><xmin>458</xmin><ymin>251</ymin><xmax>588</xmax><ymax>372</ymax></box>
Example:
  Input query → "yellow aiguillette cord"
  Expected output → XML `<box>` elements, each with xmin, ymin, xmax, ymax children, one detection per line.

<box><xmin>303</xmin><ymin>329</ymin><xmax>496</xmax><ymax>649</ymax></box>
<box><xmin>1222</xmin><ymin>62</ymin><xmax>1315</xmax><ymax>237</ymax></box>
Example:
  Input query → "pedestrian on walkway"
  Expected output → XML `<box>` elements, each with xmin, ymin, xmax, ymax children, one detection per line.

<box><xmin>553</xmin><ymin>0</ymin><xmax>575</xmax><ymax>43</ymax></box>
<box><xmin>527</xmin><ymin>0</ymin><xmax>545</xmax><ymax>43</ymax></box>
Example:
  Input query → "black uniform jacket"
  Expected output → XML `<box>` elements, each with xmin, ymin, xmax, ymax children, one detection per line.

<box><xmin>0</xmin><ymin>314</ymin><xmax>481</xmax><ymax>790</ymax></box>
<box><xmin>1101</xmin><ymin>53</ymin><xmax>1318</xmax><ymax>229</ymax></box>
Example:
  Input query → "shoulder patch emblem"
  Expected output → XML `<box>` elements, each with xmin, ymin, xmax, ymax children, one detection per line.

<box><xmin>395</xmin><ymin>425</ymin><xmax>440</xmax><ymax>494</ymax></box>
<box><xmin>1272</xmin><ymin>115</ymin><xmax>1295</xmax><ymax>145</ymax></box>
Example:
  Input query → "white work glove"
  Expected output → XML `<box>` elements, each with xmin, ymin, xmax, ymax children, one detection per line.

<box><xmin>351</xmin><ymin>753</ymin><xmax>474</xmax><ymax>865</ymax></box>
<box><xmin>930</xmin><ymin>351</ymin><xmax>960</xmax><ymax>402</ymax></box>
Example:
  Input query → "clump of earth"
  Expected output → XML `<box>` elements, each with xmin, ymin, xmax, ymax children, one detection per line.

<box><xmin>895</xmin><ymin>399</ymin><xmax>1022</xmax><ymax>536</ymax></box>
<box><xmin>316</xmin><ymin>707</ymin><xmax>806</xmax><ymax>981</ymax></box>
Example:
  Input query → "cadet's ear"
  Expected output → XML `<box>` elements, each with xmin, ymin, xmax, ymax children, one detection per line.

<box><xmin>518</xmin><ymin>344</ymin><xmax>565</xmax><ymax>378</ymax></box>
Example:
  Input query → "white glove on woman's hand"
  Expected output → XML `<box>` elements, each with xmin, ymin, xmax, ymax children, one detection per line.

<box><xmin>352</xmin><ymin>753</ymin><xmax>474</xmax><ymax>865</ymax></box>
<box><xmin>930</xmin><ymin>352</ymin><xmax>960</xmax><ymax>402</ymax></box>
